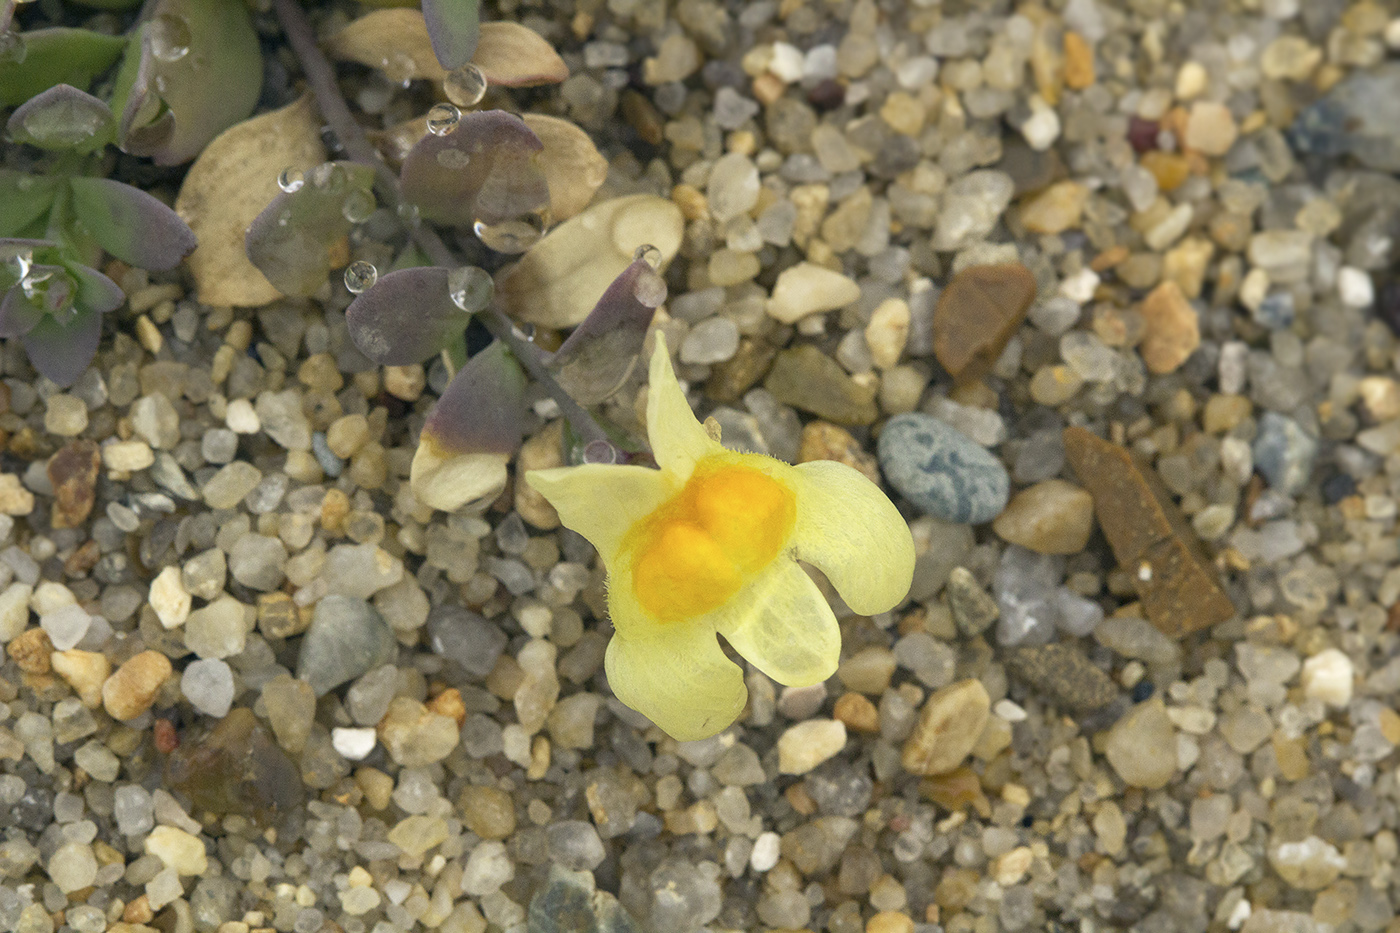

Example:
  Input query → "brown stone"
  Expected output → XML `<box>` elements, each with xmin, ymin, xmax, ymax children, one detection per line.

<box><xmin>933</xmin><ymin>263</ymin><xmax>1037</xmax><ymax>383</ymax></box>
<box><xmin>1062</xmin><ymin>427</ymin><xmax>1235</xmax><ymax>638</ymax></box>
<box><xmin>920</xmin><ymin>766</ymin><xmax>991</xmax><ymax>817</ymax></box>
<box><xmin>901</xmin><ymin>679</ymin><xmax>990</xmax><ymax>776</ymax></box>
<box><xmin>797</xmin><ymin>422</ymin><xmax>880</xmax><ymax>485</ymax></box>
<box><xmin>1138</xmin><ymin>280</ymin><xmax>1200</xmax><ymax>374</ymax></box>
<box><xmin>706</xmin><ymin>337</ymin><xmax>777</xmax><ymax>404</ymax></box>
<box><xmin>102</xmin><ymin>650</ymin><xmax>172</xmax><ymax>721</ymax></box>
<box><xmin>47</xmin><ymin>440</ymin><xmax>100</xmax><ymax>529</ymax></box>
<box><xmin>763</xmin><ymin>345</ymin><xmax>878</xmax><ymax>426</ymax></box>
<box><xmin>1063</xmin><ymin>32</ymin><xmax>1096</xmax><ymax>89</ymax></box>
<box><xmin>7</xmin><ymin>627</ymin><xmax>53</xmax><ymax>674</ymax></box>
<box><xmin>1005</xmin><ymin>642</ymin><xmax>1118</xmax><ymax>712</ymax></box>
<box><xmin>832</xmin><ymin>692</ymin><xmax>880</xmax><ymax>732</ymax></box>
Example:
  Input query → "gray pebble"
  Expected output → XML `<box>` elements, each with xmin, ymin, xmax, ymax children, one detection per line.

<box><xmin>877</xmin><ymin>413</ymin><xmax>1009</xmax><ymax>524</ymax></box>
<box><xmin>1252</xmin><ymin>412</ymin><xmax>1317</xmax><ymax>495</ymax></box>
<box><xmin>296</xmin><ymin>595</ymin><xmax>397</xmax><ymax>696</ymax></box>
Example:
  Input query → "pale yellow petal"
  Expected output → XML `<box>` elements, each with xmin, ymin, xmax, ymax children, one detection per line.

<box><xmin>604</xmin><ymin>623</ymin><xmax>747</xmax><ymax>741</ymax></box>
<box><xmin>712</xmin><ymin>558</ymin><xmax>840</xmax><ymax>688</ymax></box>
<box><xmin>788</xmin><ymin>459</ymin><xmax>915</xmax><ymax>615</ymax></box>
<box><xmin>525</xmin><ymin>463</ymin><xmax>675</xmax><ymax>562</ymax></box>
<box><xmin>646</xmin><ymin>332</ymin><xmax>718</xmax><ymax>475</ymax></box>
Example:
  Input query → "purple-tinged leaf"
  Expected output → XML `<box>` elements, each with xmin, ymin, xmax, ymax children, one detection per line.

<box><xmin>244</xmin><ymin>161</ymin><xmax>376</xmax><ymax>297</ymax></box>
<box><xmin>0</xmin><ymin>171</ymin><xmax>59</xmax><ymax>238</ymax></box>
<box><xmin>549</xmin><ymin>257</ymin><xmax>665</xmax><ymax>404</ymax></box>
<box><xmin>22</xmin><ymin>264</ymin><xmax>78</xmax><ymax>316</ymax></box>
<box><xmin>109</xmin><ymin>0</ymin><xmax>262</xmax><ymax>165</ymax></box>
<box><xmin>400</xmin><ymin>110</ymin><xmax>548</xmax><ymax>228</ymax></box>
<box><xmin>345</xmin><ymin>266</ymin><xmax>468</xmax><ymax>366</ymax></box>
<box><xmin>7</xmin><ymin>83</ymin><xmax>114</xmax><ymax>152</ymax></box>
<box><xmin>423</xmin><ymin>0</ymin><xmax>479</xmax><ymax>72</ymax></box>
<box><xmin>70</xmin><ymin>264</ymin><xmax>125</xmax><ymax>315</ymax></box>
<box><xmin>68</xmin><ymin>175</ymin><xmax>196</xmax><ymax>272</ymax></box>
<box><xmin>0</xmin><ymin>287</ymin><xmax>45</xmax><ymax>338</ymax></box>
<box><xmin>0</xmin><ymin>28</ymin><xmax>127</xmax><ymax>108</ymax></box>
<box><xmin>21</xmin><ymin>306</ymin><xmax>101</xmax><ymax>387</ymax></box>
<box><xmin>422</xmin><ymin>340</ymin><xmax>526</xmax><ymax>457</ymax></box>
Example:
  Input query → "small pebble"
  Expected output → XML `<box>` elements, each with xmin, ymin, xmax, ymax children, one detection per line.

<box><xmin>932</xmin><ymin>262</ymin><xmax>1037</xmax><ymax>383</ymax></box>
<box><xmin>901</xmin><ymin>679</ymin><xmax>990</xmax><ymax>775</ymax></box>
<box><xmin>766</xmin><ymin>262</ymin><xmax>862</xmax><ymax>324</ymax></box>
<box><xmin>777</xmin><ymin>719</ymin><xmax>847</xmax><ymax>774</ymax></box>
<box><xmin>1104</xmin><ymin>697</ymin><xmax>1176</xmax><ymax>789</ymax></box>
<box><xmin>877</xmin><ymin>413</ymin><xmax>1009</xmax><ymax>524</ymax></box>
<box><xmin>1300</xmin><ymin>648</ymin><xmax>1353</xmax><ymax>708</ymax></box>
<box><xmin>102</xmin><ymin>650</ymin><xmax>172</xmax><ymax>721</ymax></box>
<box><xmin>991</xmin><ymin>479</ymin><xmax>1095</xmax><ymax>554</ymax></box>
<box><xmin>296</xmin><ymin>595</ymin><xmax>397</xmax><ymax>696</ymax></box>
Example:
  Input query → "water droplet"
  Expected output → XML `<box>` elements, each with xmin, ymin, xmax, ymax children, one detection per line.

<box><xmin>343</xmin><ymin>261</ymin><xmax>378</xmax><ymax>294</ymax></box>
<box><xmin>473</xmin><ymin>212</ymin><xmax>549</xmax><ymax>254</ymax></box>
<box><xmin>148</xmin><ymin>15</ymin><xmax>191</xmax><ymax>62</ymax></box>
<box><xmin>277</xmin><ymin>168</ymin><xmax>304</xmax><ymax>193</ymax></box>
<box><xmin>633</xmin><ymin>244</ymin><xmax>662</xmax><ymax>268</ymax></box>
<box><xmin>443</xmin><ymin>64</ymin><xmax>488</xmax><ymax>108</ymax></box>
<box><xmin>426</xmin><ymin>103</ymin><xmax>461</xmax><ymax>136</ymax></box>
<box><xmin>447</xmin><ymin>267</ymin><xmax>494</xmax><ymax>313</ymax></box>
<box><xmin>21</xmin><ymin>267</ymin><xmax>54</xmax><ymax>300</ymax></box>
<box><xmin>0</xmin><ymin>31</ymin><xmax>26</xmax><ymax>66</ymax></box>
<box><xmin>341</xmin><ymin>190</ymin><xmax>375</xmax><ymax>224</ymax></box>
<box><xmin>583</xmin><ymin>440</ymin><xmax>618</xmax><ymax>464</ymax></box>
<box><xmin>396</xmin><ymin>202</ymin><xmax>420</xmax><ymax>226</ymax></box>
<box><xmin>632</xmin><ymin>267</ymin><xmax>667</xmax><ymax>309</ymax></box>
<box><xmin>308</xmin><ymin>162</ymin><xmax>348</xmax><ymax>192</ymax></box>
<box><xmin>435</xmin><ymin>149</ymin><xmax>471</xmax><ymax>170</ymax></box>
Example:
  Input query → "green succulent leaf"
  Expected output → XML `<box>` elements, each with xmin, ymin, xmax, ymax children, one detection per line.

<box><xmin>422</xmin><ymin>0</ymin><xmax>479</xmax><ymax>71</ymax></box>
<box><xmin>7</xmin><ymin>83</ymin><xmax>115</xmax><ymax>153</ymax></box>
<box><xmin>345</xmin><ymin>266</ymin><xmax>470</xmax><ymax>366</ymax></box>
<box><xmin>110</xmin><ymin>0</ymin><xmax>262</xmax><ymax>165</ymax></box>
<box><xmin>244</xmin><ymin>161</ymin><xmax>377</xmax><ymax>297</ymax></box>
<box><xmin>68</xmin><ymin>262</ymin><xmax>125</xmax><ymax>315</ymax></box>
<box><xmin>68</xmin><ymin>175</ymin><xmax>197</xmax><ymax>272</ymax></box>
<box><xmin>0</xmin><ymin>171</ymin><xmax>59</xmax><ymax>238</ymax></box>
<box><xmin>22</xmin><ymin>306</ymin><xmax>102</xmax><ymax>387</ymax></box>
<box><xmin>0</xmin><ymin>28</ymin><xmax>126</xmax><ymax>107</ymax></box>
<box><xmin>549</xmin><ymin>257</ymin><xmax>665</xmax><ymax>405</ymax></box>
<box><xmin>400</xmin><ymin>110</ymin><xmax>549</xmax><ymax>228</ymax></box>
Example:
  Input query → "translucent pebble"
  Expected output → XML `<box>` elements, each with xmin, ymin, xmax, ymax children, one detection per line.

<box><xmin>473</xmin><ymin>214</ymin><xmax>547</xmax><ymax>254</ymax></box>
<box><xmin>444</xmin><ymin>64</ymin><xmax>488</xmax><ymax>107</ymax></box>
<box><xmin>426</xmin><ymin>102</ymin><xmax>461</xmax><ymax>136</ymax></box>
<box><xmin>344</xmin><ymin>261</ymin><xmax>378</xmax><ymax>294</ymax></box>
<box><xmin>114</xmin><ymin>785</ymin><xmax>155</xmax><ymax>836</ymax></box>
<box><xmin>41</xmin><ymin>604</ymin><xmax>91</xmax><ymax>651</ymax></box>
<box><xmin>148</xmin><ymin>14</ymin><xmax>191</xmax><ymax>62</ymax></box>
<box><xmin>277</xmin><ymin>168</ymin><xmax>304</xmax><ymax>193</ymax></box>
<box><xmin>448</xmin><ymin>266</ymin><xmax>494</xmax><ymax>312</ymax></box>
<box><xmin>181</xmin><ymin>658</ymin><xmax>236</xmax><ymax>718</ymax></box>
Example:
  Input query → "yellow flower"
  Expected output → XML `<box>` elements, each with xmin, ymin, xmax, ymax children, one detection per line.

<box><xmin>525</xmin><ymin>335</ymin><xmax>915</xmax><ymax>740</ymax></box>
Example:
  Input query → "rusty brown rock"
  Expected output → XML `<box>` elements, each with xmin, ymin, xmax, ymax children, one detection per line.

<box><xmin>7</xmin><ymin>627</ymin><xmax>53</xmax><ymax>674</ymax></box>
<box><xmin>797</xmin><ymin>422</ymin><xmax>880</xmax><ymax>485</ymax></box>
<box><xmin>47</xmin><ymin>440</ymin><xmax>100</xmax><ymax>529</ymax></box>
<box><xmin>933</xmin><ymin>263</ymin><xmax>1037</xmax><ymax>383</ymax></box>
<box><xmin>1062</xmin><ymin>427</ymin><xmax>1235</xmax><ymax>638</ymax></box>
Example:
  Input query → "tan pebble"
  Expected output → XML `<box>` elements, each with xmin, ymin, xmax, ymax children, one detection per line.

<box><xmin>833</xmin><ymin>692</ymin><xmax>880</xmax><ymax>732</ymax></box>
<box><xmin>1104</xmin><ymin>697</ymin><xmax>1177</xmax><ymax>789</ymax></box>
<box><xmin>777</xmin><ymin>719</ymin><xmax>847</xmax><ymax>774</ymax></box>
<box><xmin>50</xmin><ymin>649</ymin><xmax>111</xmax><ymax>708</ymax></box>
<box><xmin>1203</xmin><ymin>394</ymin><xmax>1252</xmax><ymax>433</ymax></box>
<box><xmin>426</xmin><ymin>688</ymin><xmax>467</xmax><ymax>727</ymax></box>
<box><xmin>123</xmin><ymin>895</ymin><xmax>154</xmax><ymax>924</ymax></box>
<box><xmin>7</xmin><ymin>627</ymin><xmax>52</xmax><ymax>674</ymax></box>
<box><xmin>991</xmin><ymin>479</ymin><xmax>1095</xmax><ymax>554</ymax></box>
<box><xmin>671</xmin><ymin>183</ymin><xmax>708</xmax><ymax>220</ymax></box>
<box><xmin>382</xmin><ymin>365</ymin><xmax>425</xmax><ymax>401</ymax></box>
<box><xmin>767</xmin><ymin>262</ymin><xmax>861</xmax><ymax>323</ymax></box>
<box><xmin>1260</xmin><ymin>35</ymin><xmax>1321</xmax><ymax>81</ymax></box>
<box><xmin>1272</xmin><ymin>730</ymin><xmax>1310</xmax><ymax>782</ymax></box>
<box><xmin>326</xmin><ymin>414</ymin><xmax>371</xmax><ymax>459</ymax></box>
<box><xmin>901</xmin><ymin>679</ymin><xmax>990</xmax><ymax>776</ymax></box>
<box><xmin>355</xmin><ymin>767</ymin><xmax>395</xmax><ymax>810</ymax></box>
<box><xmin>993</xmin><ymin>846</ymin><xmax>1033</xmax><ymax>885</ymax></box>
<box><xmin>459</xmin><ymin>784</ymin><xmax>516</xmax><ymax>840</ymax></box>
<box><xmin>1062</xmin><ymin>32</ymin><xmax>1095</xmax><ymax>89</ymax></box>
<box><xmin>0</xmin><ymin>475</ymin><xmax>34</xmax><ymax>516</ymax></box>
<box><xmin>1138</xmin><ymin>280</ymin><xmax>1200</xmax><ymax>374</ymax></box>
<box><xmin>1359</xmin><ymin>376</ymin><xmax>1400</xmax><ymax>421</ymax></box>
<box><xmin>1028</xmin><ymin>365</ymin><xmax>1083</xmax><ymax>406</ymax></box>
<box><xmin>103</xmin><ymin>440</ymin><xmax>155</xmax><ymax>473</ymax></box>
<box><xmin>866</xmin><ymin>911</ymin><xmax>915</xmax><ymax>933</ymax></box>
<box><xmin>797</xmin><ymin>422</ymin><xmax>880</xmax><ymax>485</ymax></box>
<box><xmin>1183</xmin><ymin>100</ymin><xmax>1238</xmax><ymax>156</ymax></box>
<box><xmin>1161</xmin><ymin>236</ymin><xmax>1214</xmax><ymax>298</ymax></box>
<box><xmin>144</xmin><ymin>825</ymin><xmax>208</xmax><ymax>876</ymax></box>
<box><xmin>101</xmin><ymin>650</ymin><xmax>172</xmax><ymax>721</ymax></box>
<box><xmin>377</xmin><ymin>696</ymin><xmax>459</xmax><ymax>768</ymax></box>
<box><xmin>865</xmin><ymin>298</ymin><xmax>910</xmax><ymax>370</ymax></box>
<box><xmin>879</xmin><ymin>91</ymin><xmax>925</xmax><ymax>137</ymax></box>
<box><xmin>837</xmin><ymin>646</ymin><xmax>897</xmax><ymax>694</ymax></box>
<box><xmin>515</xmin><ymin>421</ymin><xmax>564</xmax><ymax>529</ymax></box>
<box><xmin>1018</xmin><ymin>180</ymin><xmax>1089</xmax><ymax>235</ymax></box>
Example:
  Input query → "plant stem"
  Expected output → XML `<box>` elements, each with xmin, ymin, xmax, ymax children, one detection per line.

<box><xmin>271</xmin><ymin>0</ymin><xmax>611</xmax><ymax>449</ymax></box>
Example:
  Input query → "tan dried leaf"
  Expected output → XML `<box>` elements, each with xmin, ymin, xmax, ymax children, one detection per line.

<box><xmin>326</xmin><ymin>9</ymin><xmax>447</xmax><ymax>83</ymax></box>
<box><xmin>174</xmin><ymin>95</ymin><xmax>326</xmax><ymax>307</ymax></box>
<box><xmin>522</xmin><ymin>114</ymin><xmax>608</xmax><ymax>222</ymax></box>
<box><xmin>473</xmin><ymin>22</ymin><xmax>569</xmax><ymax>87</ymax></box>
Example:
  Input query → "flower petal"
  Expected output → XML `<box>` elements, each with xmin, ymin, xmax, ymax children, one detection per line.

<box><xmin>526</xmin><ymin>463</ymin><xmax>675</xmax><ymax>563</ymax></box>
<box><xmin>603</xmin><ymin>620</ymin><xmax>747</xmax><ymax>742</ymax></box>
<box><xmin>788</xmin><ymin>459</ymin><xmax>916</xmax><ymax>615</ymax></box>
<box><xmin>712</xmin><ymin>558</ymin><xmax>840</xmax><ymax>688</ymax></box>
<box><xmin>646</xmin><ymin>332</ymin><xmax>717</xmax><ymax>475</ymax></box>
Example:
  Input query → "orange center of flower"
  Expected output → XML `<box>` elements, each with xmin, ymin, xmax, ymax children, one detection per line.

<box><xmin>629</xmin><ymin>459</ymin><xmax>797</xmax><ymax>622</ymax></box>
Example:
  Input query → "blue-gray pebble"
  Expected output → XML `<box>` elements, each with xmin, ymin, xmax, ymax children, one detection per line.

<box><xmin>1252</xmin><ymin>411</ymin><xmax>1317</xmax><ymax>495</ymax></box>
<box><xmin>877</xmin><ymin>413</ymin><xmax>1009</xmax><ymax>524</ymax></box>
<box><xmin>296</xmin><ymin>595</ymin><xmax>397</xmax><ymax>696</ymax></box>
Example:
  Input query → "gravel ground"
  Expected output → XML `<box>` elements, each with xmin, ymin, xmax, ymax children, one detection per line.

<box><xmin>6</xmin><ymin>1</ymin><xmax>1400</xmax><ymax>933</ymax></box>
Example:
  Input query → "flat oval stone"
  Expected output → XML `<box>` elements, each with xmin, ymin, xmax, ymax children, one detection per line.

<box><xmin>877</xmin><ymin>413</ymin><xmax>1009</xmax><ymax>524</ymax></box>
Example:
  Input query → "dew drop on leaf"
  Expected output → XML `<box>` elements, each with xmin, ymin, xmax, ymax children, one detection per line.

<box><xmin>343</xmin><ymin>261</ymin><xmax>378</xmax><ymax>295</ymax></box>
<box><xmin>308</xmin><ymin>162</ymin><xmax>348</xmax><ymax>192</ymax></box>
<box><xmin>447</xmin><ymin>266</ymin><xmax>494</xmax><ymax>313</ymax></box>
<box><xmin>341</xmin><ymin>190</ymin><xmax>375</xmax><ymax>224</ymax></box>
<box><xmin>277</xmin><ymin>169</ymin><xmax>304</xmax><ymax>193</ymax></box>
<box><xmin>21</xmin><ymin>268</ymin><xmax>54</xmax><ymax>300</ymax></box>
<box><xmin>632</xmin><ymin>268</ymin><xmax>667</xmax><ymax>309</ymax></box>
<box><xmin>473</xmin><ymin>212</ymin><xmax>548</xmax><ymax>254</ymax></box>
<box><xmin>396</xmin><ymin>202</ymin><xmax>420</xmax><ymax>225</ymax></box>
<box><xmin>443</xmin><ymin>64</ymin><xmax>488</xmax><ymax>108</ymax></box>
<box><xmin>426</xmin><ymin>103</ymin><xmax>461</xmax><ymax>136</ymax></box>
<box><xmin>583</xmin><ymin>440</ymin><xmax>618</xmax><ymax>464</ymax></box>
<box><xmin>633</xmin><ymin>244</ymin><xmax>662</xmax><ymax>269</ymax></box>
<box><xmin>148</xmin><ymin>15</ymin><xmax>192</xmax><ymax>63</ymax></box>
<box><xmin>0</xmin><ymin>31</ymin><xmax>26</xmax><ymax>66</ymax></box>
